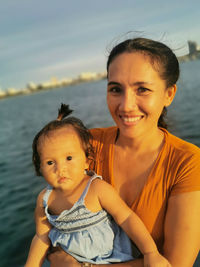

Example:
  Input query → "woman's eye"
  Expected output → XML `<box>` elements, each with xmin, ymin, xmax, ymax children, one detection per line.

<box><xmin>108</xmin><ymin>86</ymin><xmax>122</xmax><ymax>94</ymax></box>
<box><xmin>138</xmin><ymin>87</ymin><xmax>149</xmax><ymax>93</ymax></box>
<box><xmin>47</xmin><ymin>161</ymin><xmax>54</xmax><ymax>165</ymax></box>
<box><xmin>66</xmin><ymin>156</ymin><xmax>72</xmax><ymax>161</ymax></box>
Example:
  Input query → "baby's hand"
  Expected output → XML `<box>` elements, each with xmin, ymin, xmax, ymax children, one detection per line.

<box><xmin>144</xmin><ymin>250</ymin><xmax>171</xmax><ymax>267</ymax></box>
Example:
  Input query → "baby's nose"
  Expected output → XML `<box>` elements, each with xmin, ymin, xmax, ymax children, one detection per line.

<box><xmin>57</xmin><ymin>164</ymin><xmax>67</xmax><ymax>176</ymax></box>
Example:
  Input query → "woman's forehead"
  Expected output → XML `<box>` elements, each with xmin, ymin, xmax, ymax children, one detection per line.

<box><xmin>107</xmin><ymin>52</ymin><xmax>161</xmax><ymax>83</ymax></box>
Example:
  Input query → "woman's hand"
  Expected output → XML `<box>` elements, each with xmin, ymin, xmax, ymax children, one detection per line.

<box><xmin>48</xmin><ymin>247</ymin><xmax>81</xmax><ymax>267</ymax></box>
<box><xmin>144</xmin><ymin>251</ymin><xmax>171</xmax><ymax>267</ymax></box>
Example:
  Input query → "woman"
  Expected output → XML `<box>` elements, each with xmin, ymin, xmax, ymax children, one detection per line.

<box><xmin>48</xmin><ymin>37</ymin><xmax>200</xmax><ymax>267</ymax></box>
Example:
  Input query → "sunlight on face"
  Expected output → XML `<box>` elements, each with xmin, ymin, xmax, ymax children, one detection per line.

<box><xmin>38</xmin><ymin>127</ymin><xmax>89</xmax><ymax>191</ymax></box>
<box><xmin>107</xmin><ymin>52</ymin><xmax>175</xmax><ymax>139</ymax></box>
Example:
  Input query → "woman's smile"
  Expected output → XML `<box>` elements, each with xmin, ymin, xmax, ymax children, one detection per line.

<box><xmin>107</xmin><ymin>52</ymin><xmax>174</xmax><ymax>139</ymax></box>
<box><xmin>119</xmin><ymin>114</ymin><xmax>144</xmax><ymax>126</ymax></box>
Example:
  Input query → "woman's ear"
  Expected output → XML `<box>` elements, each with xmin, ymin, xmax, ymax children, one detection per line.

<box><xmin>165</xmin><ymin>84</ymin><xmax>177</xmax><ymax>107</ymax></box>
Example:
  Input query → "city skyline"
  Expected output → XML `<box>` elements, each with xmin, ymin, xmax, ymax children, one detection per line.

<box><xmin>1</xmin><ymin>0</ymin><xmax>200</xmax><ymax>90</ymax></box>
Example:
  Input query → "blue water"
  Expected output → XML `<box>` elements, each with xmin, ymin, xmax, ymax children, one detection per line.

<box><xmin>0</xmin><ymin>61</ymin><xmax>200</xmax><ymax>267</ymax></box>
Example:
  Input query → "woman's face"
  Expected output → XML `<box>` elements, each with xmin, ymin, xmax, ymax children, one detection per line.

<box><xmin>107</xmin><ymin>52</ymin><xmax>176</xmax><ymax>139</ymax></box>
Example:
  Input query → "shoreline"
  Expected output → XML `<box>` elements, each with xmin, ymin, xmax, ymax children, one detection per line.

<box><xmin>1</xmin><ymin>48</ymin><xmax>200</xmax><ymax>100</ymax></box>
<box><xmin>0</xmin><ymin>71</ymin><xmax>106</xmax><ymax>100</ymax></box>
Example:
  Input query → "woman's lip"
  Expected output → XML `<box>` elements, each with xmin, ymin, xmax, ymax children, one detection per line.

<box><xmin>119</xmin><ymin>115</ymin><xmax>143</xmax><ymax>123</ymax></box>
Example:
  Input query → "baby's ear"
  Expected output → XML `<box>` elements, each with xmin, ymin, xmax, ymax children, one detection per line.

<box><xmin>165</xmin><ymin>84</ymin><xmax>177</xmax><ymax>107</ymax></box>
<box><xmin>85</xmin><ymin>159</ymin><xmax>90</xmax><ymax>170</ymax></box>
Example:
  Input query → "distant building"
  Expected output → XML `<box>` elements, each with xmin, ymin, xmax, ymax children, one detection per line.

<box><xmin>0</xmin><ymin>89</ymin><xmax>6</xmax><ymax>98</ymax></box>
<box><xmin>188</xmin><ymin>41</ymin><xmax>200</xmax><ymax>55</ymax></box>
<box><xmin>179</xmin><ymin>40</ymin><xmax>200</xmax><ymax>62</ymax></box>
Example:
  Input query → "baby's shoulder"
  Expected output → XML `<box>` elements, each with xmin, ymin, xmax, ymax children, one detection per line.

<box><xmin>91</xmin><ymin>177</ymin><xmax>115</xmax><ymax>195</ymax></box>
<box><xmin>36</xmin><ymin>188</ymin><xmax>47</xmax><ymax>207</ymax></box>
<box><xmin>38</xmin><ymin>188</ymin><xmax>46</xmax><ymax>198</ymax></box>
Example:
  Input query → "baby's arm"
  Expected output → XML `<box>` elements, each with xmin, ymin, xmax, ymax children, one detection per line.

<box><xmin>94</xmin><ymin>179</ymin><xmax>171</xmax><ymax>267</ymax></box>
<box><xmin>25</xmin><ymin>190</ymin><xmax>51</xmax><ymax>267</ymax></box>
<box><xmin>25</xmin><ymin>234</ymin><xmax>50</xmax><ymax>267</ymax></box>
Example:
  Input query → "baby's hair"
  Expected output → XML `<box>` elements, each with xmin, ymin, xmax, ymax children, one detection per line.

<box><xmin>32</xmin><ymin>104</ymin><xmax>94</xmax><ymax>176</ymax></box>
<box><xmin>57</xmin><ymin>103</ymin><xmax>73</xmax><ymax>121</ymax></box>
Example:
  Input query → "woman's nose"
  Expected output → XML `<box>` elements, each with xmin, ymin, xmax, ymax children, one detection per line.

<box><xmin>120</xmin><ymin>89</ymin><xmax>137</xmax><ymax>111</ymax></box>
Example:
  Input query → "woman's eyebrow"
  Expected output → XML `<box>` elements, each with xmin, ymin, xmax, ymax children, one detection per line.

<box><xmin>107</xmin><ymin>81</ymin><xmax>120</xmax><ymax>86</ymax></box>
<box><xmin>107</xmin><ymin>81</ymin><xmax>153</xmax><ymax>86</ymax></box>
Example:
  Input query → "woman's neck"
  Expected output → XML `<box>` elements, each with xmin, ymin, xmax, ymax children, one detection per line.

<box><xmin>115</xmin><ymin>127</ymin><xmax>165</xmax><ymax>154</ymax></box>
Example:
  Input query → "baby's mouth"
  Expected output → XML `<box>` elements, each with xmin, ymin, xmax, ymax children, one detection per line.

<box><xmin>58</xmin><ymin>177</ymin><xmax>68</xmax><ymax>183</ymax></box>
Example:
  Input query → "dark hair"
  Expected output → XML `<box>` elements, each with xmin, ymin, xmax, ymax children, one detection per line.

<box><xmin>32</xmin><ymin>104</ymin><xmax>93</xmax><ymax>176</ymax></box>
<box><xmin>107</xmin><ymin>37</ymin><xmax>180</xmax><ymax>128</ymax></box>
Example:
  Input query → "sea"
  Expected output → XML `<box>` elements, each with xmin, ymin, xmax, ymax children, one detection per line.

<box><xmin>0</xmin><ymin>60</ymin><xmax>200</xmax><ymax>267</ymax></box>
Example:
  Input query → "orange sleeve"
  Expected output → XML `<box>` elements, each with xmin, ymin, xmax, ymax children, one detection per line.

<box><xmin>170</xmin><ymin>148</ymin><xmax>200</xmax><ymax>196</ymax></box>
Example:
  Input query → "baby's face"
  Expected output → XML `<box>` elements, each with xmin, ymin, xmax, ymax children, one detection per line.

<box><xmin>38</xmin><ymin>127</ymin><xmax>89</xmax><ymax>191</ymax></box>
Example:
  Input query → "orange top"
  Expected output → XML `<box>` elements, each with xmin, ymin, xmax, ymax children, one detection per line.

<box><xmin>90</xmin><ymin>127</ymin><xmax>200</xmax><ymax>249</ymax></box>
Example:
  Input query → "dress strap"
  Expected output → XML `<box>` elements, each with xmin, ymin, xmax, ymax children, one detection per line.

<box><xmin>43</xmin><ymin>184</ymin><xmax>53</xmax><ymax>208</ymax></box>
<box><xmin>78</xmin><ymin>171</ymin><xmax>102</xmax><ymax>203</ymax></box>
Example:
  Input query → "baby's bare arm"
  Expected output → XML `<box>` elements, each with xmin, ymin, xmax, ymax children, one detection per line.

<box><xmin>94</xmin><ymin>180</ymin><xmax>171</xmax><ymax>266</ymax></box>
<box><xmin>95</xmin><ymin>180</ymin><xmax>156</xmax><ymax>253</ymax></box>
<box><xmin>25</xmin><ymin>234</ymin><xmax>50</xmax><ymax>267</ymax></box>
<box><xmin>25</xmin><ymin>190</ymin><xmax>51</xmax><ymax>267</ymax></box>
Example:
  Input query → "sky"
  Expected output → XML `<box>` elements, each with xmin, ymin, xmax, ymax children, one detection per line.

<box><xmin>0</xmin><ymin>0</ymin><xmax>200</xmax><ymax>90</ymax></box>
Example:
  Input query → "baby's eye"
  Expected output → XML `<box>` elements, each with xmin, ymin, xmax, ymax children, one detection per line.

<box><xmin>66</xmin><ymin>156</ymin><xmax>72</xmax><ymax>161</ymax></box>
<box><xmin>47</xmin><ymin>160</ymin><xmax>54</xmax><ymax>165</ymax></box>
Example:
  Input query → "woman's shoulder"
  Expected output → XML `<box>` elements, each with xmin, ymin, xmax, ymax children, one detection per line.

<box><xmin>161</xmin><ymin>129</ymin><xmax>200</xmax><ymax>194</ymax></box>
<box><xmin>163</xmin><ymin>128</ymin><xmax>200</xmax><ymax>157</ymax></box>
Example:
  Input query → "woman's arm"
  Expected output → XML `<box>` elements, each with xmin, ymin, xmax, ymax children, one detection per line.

<box><xmin>163</xmin><ymin>191</ymin><xmax>200</xmax><ymax>267</ymax></box>
<box><xmin>25</xmin><ymin>190</ymin><xmax>51</xmax><ymax>267</ymax></box>
<box><xmin>48</xmin><ymin>249</ymin><xmax>144</xmax><ymax>267</ymax></box>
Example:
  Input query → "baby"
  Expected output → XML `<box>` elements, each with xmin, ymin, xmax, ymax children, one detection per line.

<box><xmin>25</xmin><ymin>104</ymin><xmax>171</xmax><ymax>267</ymax></box>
